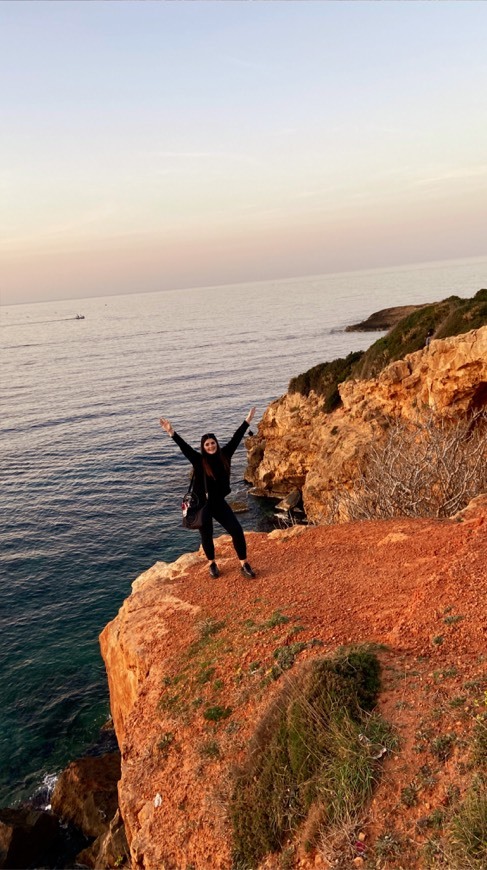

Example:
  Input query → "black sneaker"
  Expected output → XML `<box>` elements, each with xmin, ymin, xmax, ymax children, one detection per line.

<box><xmin>240</xmin><ymin>562</ymin><xmax>256</xmax><ymax>579</ymax></box>
<box><xmin>209</xmin><ymin>562</ymin><xmax>220</xmax><ymax>579</ymax></box>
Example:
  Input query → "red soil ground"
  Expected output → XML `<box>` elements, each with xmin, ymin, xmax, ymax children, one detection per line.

<box><xmin>116</xmin><ymin>501</ymin><xmax>486</xmax><ymax>869</ymax></box>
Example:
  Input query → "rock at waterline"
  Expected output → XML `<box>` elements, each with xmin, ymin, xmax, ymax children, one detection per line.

<box><xmin>275</xmin><ymin>489</ymin><xmax>302</xmax><ymax>512</ymax></box>
<box><xmin>0</xmin><ymin>806</ymin><xmax>60</xmax><ymax>869</ymax></box>
<box><xmin>51</xmin><ymin>752</ymin><xmax>121</xmax><ymax>840</ymax></box>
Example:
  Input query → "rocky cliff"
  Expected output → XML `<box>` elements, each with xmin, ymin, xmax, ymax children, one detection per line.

<box><xmin>99</xmin><ymin>501</ymin><xmax>487</xmax><ymax>869</ymax></box>
<box><xmin>245</xmin><ymin>326</ymin><xmax>487</xmax><ymax>522</ymax></box>
<box><xmin>96</xmin><ymin>324</ymin><xmax>487</xmax><ymax>870</ymax></box>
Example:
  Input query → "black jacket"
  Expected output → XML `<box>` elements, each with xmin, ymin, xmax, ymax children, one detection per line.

<box><xmin>172</xmin><ymin>420</ymin><xmax>249</xmax><ymax>504</ymax></box>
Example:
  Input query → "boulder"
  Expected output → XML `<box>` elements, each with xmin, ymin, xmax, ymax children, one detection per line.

<box><xmin>77</xmin><ymin>808</ymin><xmax>129</xmax><ymax>869</ymax></box>
<box><xmin>275</xmin><ymin>489</ymin><xmax>302</xmax><ymax>512</ymax></box>
<box><xmin>0</xmin><ymin>807</ymin><xmax>60</xmax><ymax>869</ymax></box>
<box><xmin>51</xmin><ymin>752</ymin><xmax>121</xmax><ymax>839</ymax></box>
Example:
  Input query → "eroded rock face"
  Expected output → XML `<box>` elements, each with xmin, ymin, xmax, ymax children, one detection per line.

<box><xmin>51</xmin><ymin>753</ymin><xmax>121</xmax><ymax>840</ymax></box>
<box><xmin>245</xmin><ymin>327</ymin><xmax>487</xmax><ymax>522</ymax></box>
<box><xmin>77</xmin><ymin>808</ymin><xmax>129</xmax><ymax>869</ymax></box>
<box><xmin>100</xmin><ymin>554</ymin><xmax>201</xmax><ymax>746</ymax></box>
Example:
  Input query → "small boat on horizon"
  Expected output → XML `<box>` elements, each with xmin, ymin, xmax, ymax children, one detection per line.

<box><xmin>75</xmin><ymin>314</ymin><xmax>85</xmax><ymax>320</ymax></box>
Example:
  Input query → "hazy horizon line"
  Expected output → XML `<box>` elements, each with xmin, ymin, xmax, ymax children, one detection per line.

<box><xmin>1</xmin><ymin>252</ymin><xmax>486</xmax><ymax>309</ymax></box>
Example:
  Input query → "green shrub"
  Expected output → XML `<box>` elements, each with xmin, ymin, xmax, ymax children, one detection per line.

<box><xmin>203</xmin><ymin>705</ymin><xmax>232</xmax><ymax>722</ymax></box>
<box><xmin>196</xmin><ymin>666</ymin><xmax>216</xmax><ymax>685</ymax></box>
<box><xmin>199</xmin><ymin>618</ymin><xmax>226</xmax><ymax>640</ymax></box>
<box><xmin>266</xmin><ymin>610</ymin><xmax>292</xmax><ymax>628</ymax></box>
<box><xmin>288</xmin><ymin>351</ymin><xmax>364</xmax><ymax>402</ymax></box>
<box><xmin>431</xmin><ymin>733</ymin><xmax>456</xmax><ymax>762</ymax></box>
<box><xmin>230</xmin><ymin>646</ymin><xmax>392</xmax><ymax>867</ymax></box>
<box><xmin>271</xmin><ymin>642</ymin><xmax>308</xmax><ymax>679</ymax></box>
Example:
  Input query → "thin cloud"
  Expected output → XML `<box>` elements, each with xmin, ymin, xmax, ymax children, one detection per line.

<box><xmin>144</xmin><ymin>150</ymin><xmax>261</xmax><ymax>166</ymax></box>
<box><xmin>0</xmin><ymin>205</ymin><xmax>116</xmax><ymax>253</ymax></box>
<box><xmin>412</xmin><ymin>165</ymin><xmax>487</xmax><ymax>187</ymax></box>
<box><xmin>149</xmin><ymin>151</ymin><xmax>231</xmax><ymax>159</ymax></box>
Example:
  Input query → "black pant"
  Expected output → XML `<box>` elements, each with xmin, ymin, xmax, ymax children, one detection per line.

<box><xmin>199</xmin><ymin>498</ymin><xmax>247</xmax><ymax>561</ymax></box>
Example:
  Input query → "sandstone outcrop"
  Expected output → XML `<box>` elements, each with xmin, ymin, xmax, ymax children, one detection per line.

<box><xmin>245</xmin><ymin>326</ymin><xmax>487</xmax><ymax>522</ymax></box>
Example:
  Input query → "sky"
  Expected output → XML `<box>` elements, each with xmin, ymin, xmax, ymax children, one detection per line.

<box><xmin>1</xmin><ymin>0</ymin><xmax>487</xmax><ymax>304</ymax></box>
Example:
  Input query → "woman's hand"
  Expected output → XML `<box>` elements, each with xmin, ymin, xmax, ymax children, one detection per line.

<box><xmin>245</xmin><ymin>407</ymin><xmax>256</xmax><ymax>424</ymax></box>
<box><xmin>160</xmin><ymin>418</ymin><xmax>174</xmax><ymax>437</ymax></box>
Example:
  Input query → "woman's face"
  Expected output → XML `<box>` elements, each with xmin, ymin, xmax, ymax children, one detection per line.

<box><xmin>203</xmin><ymin>438</ymin><xmax>218</xmax><ymax>454</ymax></box>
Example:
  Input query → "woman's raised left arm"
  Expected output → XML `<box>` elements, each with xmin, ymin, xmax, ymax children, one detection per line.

<box><xmin>224</xmin><ymin>407</ymin><xmax>256</xmax><ymax>457</ymax></box>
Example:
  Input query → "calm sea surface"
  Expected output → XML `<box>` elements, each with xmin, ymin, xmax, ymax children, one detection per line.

<box><xmin>1</xmin><ymin>256</ymin><xmax>486</xmax><ymax>805</ymax></box>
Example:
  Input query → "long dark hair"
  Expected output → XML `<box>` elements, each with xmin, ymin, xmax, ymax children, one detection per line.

<box><xmin>200</xmin><ymin>433</ymin><xmax>230</xmax><ymax>478</ymax></box>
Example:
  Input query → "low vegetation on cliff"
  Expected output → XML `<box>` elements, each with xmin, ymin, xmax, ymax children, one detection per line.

<box><xmin>288</xmin><ymin>289</ymin><xmax>487</xmax><ymax>406</ymax></box>
<box><xmin>231</xmin><ymin>646</ymin><xmax>395</xmax><ymax>868</ymax></box>
<box><xmin>287</xmin><ymin>351</ymin><xmax>363</xmax><ymax>412</ymax></box>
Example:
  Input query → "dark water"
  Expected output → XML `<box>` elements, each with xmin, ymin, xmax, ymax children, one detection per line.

<box><xmin>1</xmin><ymin>256</ymin><xmax>485</xmax><ymax>805</ymax></box>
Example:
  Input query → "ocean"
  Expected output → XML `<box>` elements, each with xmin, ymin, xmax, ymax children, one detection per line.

<box><xmin>1</xmin><ymin>255</ymin><xmax>486</xmax><ymax>806</ymax></box>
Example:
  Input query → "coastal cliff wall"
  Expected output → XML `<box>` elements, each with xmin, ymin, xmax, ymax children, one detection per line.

<box><xmin>245</xmin><ymin>326</ymin><xmax>487</xmax><ymax>522</ymax></box>
<box><xmin>96</xmin><ymin>325</ymin><xmax>487</xmax><ymax>869</ymax></box>
<box><xmin>99</xmin><ymin>505</ymin><xmax>487</xmax><ymax>870</ymax></box>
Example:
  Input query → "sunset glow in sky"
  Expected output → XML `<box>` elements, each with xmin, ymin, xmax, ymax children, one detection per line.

<box><xmin>1</xmin><ymin>0</ymin><xmax>487</xmax><ymax>303</ymax></box>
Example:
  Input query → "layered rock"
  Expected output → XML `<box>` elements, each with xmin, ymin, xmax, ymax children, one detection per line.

<box><xmin>245</xmin><ymin>326</ymin><xmax>487</xmax><ymax>522</ymax></box>
<box><xmin>100</xmin><ymin>554</ymin><xmax>202</xmax><ymax>747</ymax></box>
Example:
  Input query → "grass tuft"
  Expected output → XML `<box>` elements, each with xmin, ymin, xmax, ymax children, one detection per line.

<box><xmin>203</xmin><ymin>705</ymin><xmax>232</xmax><ymax>722</ymax></box>
<box><xmin>449</xmin><ymin>776</ymin><xmax>487</xmax><ymax>867</ymax></box>
<box><xmin>199</xmin><ymin>617</ymin><xmax>226</xmax><ymax>640</ymax></box>
<box><xmin>199</xmin><ymin>739</ymin><xmax>221</xmax><ymax>759</ymax></box>
<box><xmin>230</xmin><ymin>646</ymin><xmax>393</xmax><ymax>867</ymax></box>
<box><xmin>430</xmin><ymin>732</ymin><xmax>456</xmax><ymax>762</ymax></box>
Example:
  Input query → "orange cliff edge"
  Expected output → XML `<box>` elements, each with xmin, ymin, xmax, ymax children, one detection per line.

<box><xmin>99</xmin><ymin>327</ymin><xmax>487</xmax><ymax>870</ymax></box>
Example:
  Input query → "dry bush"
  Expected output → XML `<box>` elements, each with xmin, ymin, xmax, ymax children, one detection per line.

<box><xmin>333</xmin><ymin>410</ymin><xmax>486</xmax><ymax>522</ymax></box>
<box><xmin>331</xmin><ymin>411</ymin><xmax>487</xmax><ymax>522</ymax></box>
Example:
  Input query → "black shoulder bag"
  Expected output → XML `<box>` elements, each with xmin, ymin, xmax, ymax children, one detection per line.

<box><xmin>181</xmin><ymin>470</ymin><xmax>209</xmax><ymax>530</ymax></box>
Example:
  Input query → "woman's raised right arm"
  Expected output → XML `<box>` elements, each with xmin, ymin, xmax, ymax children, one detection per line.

<box><xmin>160</xmin><ymin>417</ymin><xmax>175</xmax><ymax>437</ymax></box>
<box><xmin>159</xmin><ymin>418</ymin><xmax>199</xmax><ymax>463</ymax></box>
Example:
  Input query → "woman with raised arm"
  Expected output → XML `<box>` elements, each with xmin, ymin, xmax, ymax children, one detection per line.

<box><xmin>160</xmin><ymin>408</ymin><xmax>256</xmax><ymax>579</ymax></box>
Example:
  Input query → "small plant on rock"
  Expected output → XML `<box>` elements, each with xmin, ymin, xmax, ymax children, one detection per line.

<box><xmin>203</xmin><ymin>705</ymin><xmax>232</xmax><ymax>723</ymax></box>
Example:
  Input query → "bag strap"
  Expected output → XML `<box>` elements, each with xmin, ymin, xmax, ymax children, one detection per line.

<box><xmin>188</xmin><ymin>467</ymin><xmax>209</xmax><ymax>501</ymax></box>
